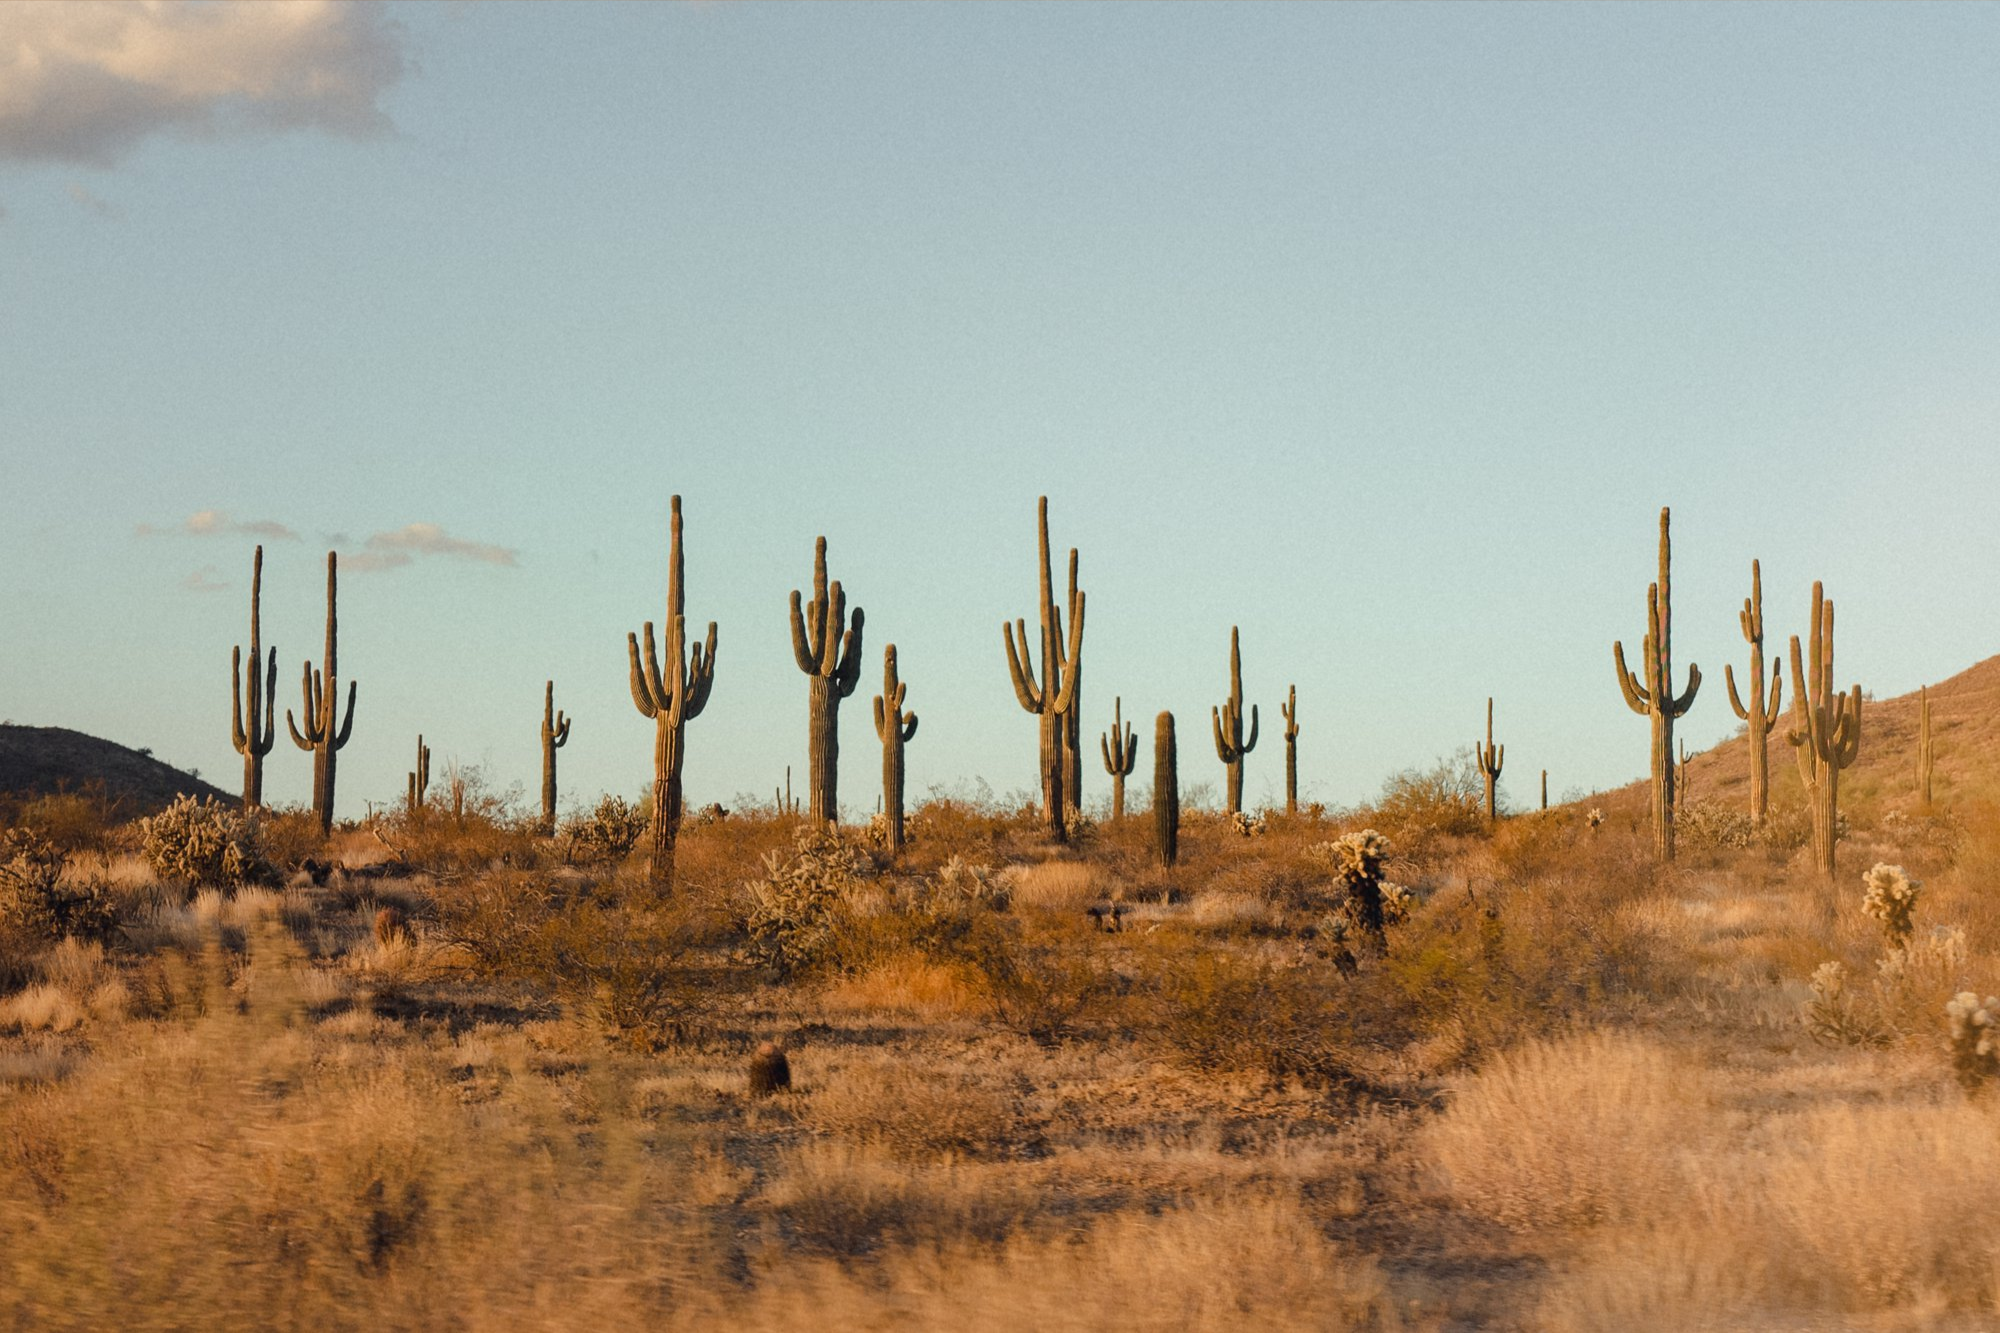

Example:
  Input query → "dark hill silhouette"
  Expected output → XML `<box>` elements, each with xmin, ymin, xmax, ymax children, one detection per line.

<box><xmin>0</xmin><ymin>724</ymin><xmax>237</xmax><ymax>819</ymax></box>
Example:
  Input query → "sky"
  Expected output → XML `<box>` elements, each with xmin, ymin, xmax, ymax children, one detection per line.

<box><xmin>3</xmin><ymin>1</ymin><xmax>1998</xmax><ymax>822</ymax></box>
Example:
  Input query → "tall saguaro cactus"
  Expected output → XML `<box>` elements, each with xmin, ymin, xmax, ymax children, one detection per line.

<box><xmin>1476</xmin><ymin>697</ymin><xmax>1504</xmax><ymax>822</ymax></box>
<box><xmin>1211</xmin><ymin>627</ymin><xmax>1259</xmax><ymax>814</ymax></box>
<box><xmin>789</xmin><ymin>537</ymin><xmax>864</xmax><ymax>825</ymax></box>
<box><xmin>1724</xmin><ymin>559</ymin><xmax>1784</xmax><ymax>825</ymax></box>
<box><xmin>407</xmin><ymin>734</ymin><xmax>430</xmax><ymax>813</ymax></box>
<box><xmin>229</xmin><ymin>544</ymin><xmax>278</xmax><ymax>810</ymax></box>
<box><xmin>1003</xmin><ymin>497</ymin><xmax>1086</xmax><ymax>842</ymax></box>
<box><xmin>286</xmin><ymin>552</ymin><xmax>357</xmax><ymax>837</ymax></box>
<box><xmin>1099</xmin><ymin>696</ymin><xmax>1137</xmax><ymax>823</ymax></box>
<box><xmin>541</xmin><ymin>681</ymin><xmax>570</xmax><ymax>834</ymax></box>
<box><xmin>1917</xmin><ymin>685</ymin><xmax>1936</xmax><ymax>805</ymax></box>
<box><xmin>628</xmin><ymin>496</ymin><xmax>718</xmax><ymax>891</ymax></box>
<box><xmin>1059</xmin><ymin>549</ymin><xmax>1084</xmax><ymax>815</ymax></box>
<box><xmin>1154</xmin><ymin>711</ymin><xmax>1179</xmax><ymax>869</ymax></box>
<box><xmin>1280</xmin><ymin>685</ymin><xmax>1300</xmax><ymax>815</ymax></box>
<box><xmin>1613</xmin><ymin>507</ymin><xmax>1701</xmax><ymax>860</ymax></box>
<box><xmin>1788</xmin><ymin>581</ymin><xmax>1861</xmax><ymax>880</ymax></box>
<box><xmin>872</xmin><ymin>645</ymin><xmax>918</xmax><ymax>853</ymax></box>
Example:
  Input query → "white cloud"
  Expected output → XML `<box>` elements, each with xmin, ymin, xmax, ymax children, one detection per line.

<box><xmin>0</xmin><ymin>1</ymin><xmax>405</xmax><ymax>166</ymax></box>
<box><xmin>340</xmin><ymin>523</ymin><xmax>519</xmax><ymax>573</ymax></box>
<box><xmin>181</xmin><ymin>565</ymin><xmax>227</xmax><ymax>593</ymax></box>
<box><xmin>139</xmin><ymin>509</ymin><xmax>300</xmax><ymax>541</ymax></box>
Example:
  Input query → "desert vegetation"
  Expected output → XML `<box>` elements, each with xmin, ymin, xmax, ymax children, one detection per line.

<box><xmin>6</xmin><ymin>494</ymin><xmax>2000</xmax><ymax>1331</ymax></box>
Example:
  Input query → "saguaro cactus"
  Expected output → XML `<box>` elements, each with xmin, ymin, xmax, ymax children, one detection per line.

<box><xmin>628</xmin><ymin>496</ymin><xmax>718</xmax><ymax>891</ymax></box>
<box><xmin>1676</xmin><ymin>740</ymin><xmax>1694</xmax><ymax>801</ymax></box>
<box><xmin>1724</xmin><ymin>559</ymin><xmax>1784</xmax><ymax>825</ymax></box>
<box><xmin>407</xmin><ymin>734</ymin><xmax>430</xmax><ymax>813</ymax></box>
<box><xmin>1280</xmin><ymin>685</ymin><xmax>1301</xmax><ymax>815</ymax></box>
<box><xmin>1154</xmin><ymin>711</ymin><xmax>1179</xmax><ymax>868</ymax></box>
<box><xmin>1211</xmin><ymin>627</ymin><xmax>1259</xmax><ymax>814</ymax></box>
<box><xmin>1100</xmin><ymin>696</ymin><xmax>1137</xmax><ymax>823</ymax></box>
<box><xmin>229</xmin><ymin>544</ymin><xmax>278</xmax><ymax>810</ymax></box>
<box><xmin>872</xmin><ymin>644</ymin><xmax>918</xmax><ymax>853</ymax></box>
<box><xmin>1476</xmin><ymin>697</ymin><xmax>1504</xmax><ymax>822</ymax></box>
<box><xmin>1540</xmin><ymin>769</ymin><xmax>1548</xmax><ymax>812</ymax></box>
<box><xmin>286</xmin><ymin>552</ymin><xmax>357</xmax><ymax>837</ymax></box>
<box><xmin>789</xmin><ymin>537</ymin><xmax>864</xmax><ymax>825</ymax></box>
<box><xmin>1613</xmin><ymin>507</ymin><xmax>1701</xmax><ymax>860</ymax></box>
<box><xmin>1059</xmin><ymin>549</ymin><xmax>1084</xmax><ymax>815</ymax></box>
<box><xmin>1003</xmin><ymin>497</ymin><xmax>1086</xmax><ymax>842</ymax></box>
<box><xmin>1788</xmin><ymin>581</ymin><xmax>1861</xmax><ymax>880</ymax></box>
<box><xmin>1917</xmin><ymin>685</ymin><xmax>1936</xmax><ymax>805</ymax></box>
<box><xmin>541</xmin><ymin>681</ymin><xmax>570</xmax><ymax>834</ymax></box>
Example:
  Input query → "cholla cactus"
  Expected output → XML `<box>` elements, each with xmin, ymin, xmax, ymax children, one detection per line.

<box><xmin>1314</xmin><ymin>913</ymin><xmax>1358</xmax><ymax>976</ymax></box>
<box><xmin>1946</xmin><ymin>992</ymin><xmax>2000</xmax><ymax>1092</ymax></box>
<box><xmin>927</xmin><ymin>855</ymin><xmax>1005</xmax><ymax>910</ymax></box>
<box><xmin>742</xmin><ymin>824</ymin><xmax>871</xmax><ymax>976</ymax></box>
<box><xmin>138</xmin><ymin>795</ymin><xmax>267</xmax><ymax>892</ymax></box>
<box><xmin>1861</xmin><ymin>862</ymin><xmax>1923</xmax><ymax>948</ymax></box>
<box><xmin>1802</xmin><ymin>960</ymin><xmax>1886</xmax><ymax>1046</ymax></box>
<box><xmin>1229</xmin><ymin>810</ymin><xmax>1268</xmax><ymax>837</ymax></box>
<box><xmin>1309</xmin><ymin>829</ymin><xmax>1397</xmax><ymax>957</ymax></box>
<box><xmin>1380</xmin><ymin>882</ymin><xmax>1414</xmax><ymax>927</ymax></box>
<box><xmin>1586</xmin><ymin>808</ymin><xmax>1605</xmax><ymax>830</ymax></box>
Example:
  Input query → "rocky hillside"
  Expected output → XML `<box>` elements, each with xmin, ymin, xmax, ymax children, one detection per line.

<box><xmin>0</xmin><ymin>724</ymin><xmax>237</xmax><ymax>819</ymax></box>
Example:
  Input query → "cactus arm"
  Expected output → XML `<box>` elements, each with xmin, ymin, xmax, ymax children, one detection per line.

<box><xmin>683</xmin><ymin>621</ymin><xmax>718</xmax><ymax>720</ymax></box>
<box><xmin>1100</xmin><ymin>730</ymin><xmax>1115</xmax><ymax>773</ymax></box>
<box><xmin>1050</xmin><ymin>591</ymin><xmax>1085</xmax><ymax>714</ymax></box>
<box><xmin>231</xmin><ymin>647</ymin><xmax>248</xmax><ymax>752</ymax></box>
<box><xmin>1613</xmin><ymin>639</ymin><xmax>1653</xmax><ymax>714</ymax></box>
<box><xmin>873</xmin><ymin>694</ymin><xmax>887</xmax><ymax>740</ymax></box>
<box><xmin>1724</xmin><ymin>662</ymin><xmax>1749</xmax><ymax>720</ymax></box>
<box><xmin>1669</xmin><ymin>662</ymin><xmax>1700</xmax><ymax>717</ymax></box>
<box><xmin>258</xmin><ymin>649</ymin><xmax>278</xmax><ymax>752</ymax></box>
<box><xmin>1494</xmin><ymin>742</ymin><xmax>1504</xmax><ymax>775</ymax></box>
<box><xmin>628</xmin><ymin>628</ymin><xmax>661</xmax><ymax>718</ymax></box>
<box><xmin>1241</xmin><ymin>703</ymin><xmax>1259</xmax><ymax>754</ymax></box>
<box><xmin>1211</xmin><ymin>705</ymin><xmax>1229</xmax><ymax>760</ymax></box>
<box><xmin>1004</xmin><ymin>620</ymin><xmax>1042</xmax><ymax>712</ymax></box>
<box><xmin>901</xmin><ymin>713</ymin><xmax>918</xmax><ymax>742</ymax></box>
<box><xmin>817</xmin><ymin>581</ymin><xmax>845</xmax><ymax>675</ymax></box>
<box><xmin>788</xmin><ymin>591</ymin><xmax>816</xmax><ymax>674</ymax></box>
<box><xmin>333</xmin><ymin>680</ymin><xmax>357</xmax><ymax>749</ymax></box>
<box><xmin>1123</xmin><ymin>730</ymin><xmax>1137</xmax><ymax>772</ymax></box>
<box><xmin>834</xmin><ymin>607</ymin><xmax>864</xmax><ymax>697</ymax></box>
<box><xmin>1766</xmin><ymin>669</ymin><xmax>1782</xmax><ymax>721</ymax></box>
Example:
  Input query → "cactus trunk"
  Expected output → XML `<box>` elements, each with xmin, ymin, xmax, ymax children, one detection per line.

<box><xmin>1788</xmin><ymin>581</ymin><xmax>1861</xmax><ymax>881</ymax></box>
<box><xmin>1917</xmin><ymin>686</ymin><xmax>1935</xmax><ymax>805</ymax></box>
<box><xmin>1614</xmin><ymin>508</ymin><xmax>1701</xmax><ymax>861</ymax></box>
<box><xmin>1477</xmin><ymin>697</ymin><xmax>1504</xmax><ymax>822</ymax></box>
<box><xmin>1724</xmin><ymin>560</ymin><xmax>1783</xmax><ymax>825</ymax></box>
<box><xmin>541</xmin><ymin>681</ymin><xmax>570</xmax><ymax>835</ymax></box>
<box><xmin>1280</xmin><ymin>685</ymin><xmax>1299</xmax><ymax>816</ymax></box>
<box><xmin>230</xmin><ymin>545</ymin><xmax>278</xmax><ymax>811</ymax></box>
<box><xmin>285</xmin><ymin>552</ymin><xmax>357</xmax><ymax>838</ymax></box>
<box><xmin>1100</xmin><ymin>695</ymin><xmax>1136</xmax><ymax>824</ymax></box>
<box><xmin>873</xmin><ymin>645</ymin><xmax>918</xmax><ymax>854</ymax></box>
<box><xmin>1003</xmin><ymin>498</ymin><xmax>1085</xmax><ymax>843</ymax></box>
<box><xmin>1211</xmin><ymin>627</ymin><xmax>1259</xmax><ymax>815</ymax></box>
<box><xmin>790</xmin><ymin>537</ymin><xmax>863</xmax><ymax>826</ymax></box>
<box><xmin>1154</xmin><ymin>711</ymin><xmax>1179</xmax><ymax>868</ymax></box>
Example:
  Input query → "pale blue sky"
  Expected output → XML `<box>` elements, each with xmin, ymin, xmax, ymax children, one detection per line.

<box><xmin>3</xmin><ymin>2</ymin><xmax>1997</xmax><ymax>820</ymax></box>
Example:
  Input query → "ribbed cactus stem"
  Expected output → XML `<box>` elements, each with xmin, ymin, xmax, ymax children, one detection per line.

<box><xmin>1676</xmin><ymin>740</ymin><xmax>1693</xmax><ymax>801</ymax></box>
<box><xmin>872</xmin><ymin>644</ymin><xmax>918</xmax><ymax>853</ymax></box>
<box><xmin>1210</xmin><ymin>626</ymin><xmax>1259</xmax><ymax>814</ymax></box>
<box><xmin>541</xmin><ymin>681</ymin><xmax>570</xmax><ymax>835</ymax></box>
<box><xmin>1002</xmin><ymin>497</ymin><xmax>1086</xmax><ymax>842</ymax></box>
<box><xmin>1613</xmin><ymin>507</ymin><xmax>1701</xmax><ymax>860</ymax></box>
<box><xmin>1788</xmin><ymin>581</ymin><xmax>1861</xmax><ymax>880</ymax></box>
<box><xmin>1154</xmin><ymin>711</ymin><xmax>1179</xmax><ymax>869</ymax></box>
<box><xmin>1280</xmin><ymin>684</ymin><xmax>1300</xmax><ymax>816</ymax></box>
<box><xmin>789</xmin><ymin>536</ymin><xmax>864</xmax><ymax>826</ymax></box>
<box><xmin>1917</xmin><ymin>685</ymin><xmax>1935</xmax><ymax>805</ymax></box>
<box><xmin>1476</xmin><ymin>697</ymin><xmax>1504</xmax><ymax>822</ymax></box>
<box><xmin>627</xmin><ymin>496</ymin><xmax>718</xmax><ymax>891</ymax></box>
<box><xmin>1099</xmin><ymin>695</ymin><xmax>1137</xmax><ymax>823</ymax></box>
<box><xmin>285</xmin><ymin>551</ymin><xmax>357</xmax><ymax>837</ymax></box>
<box><xmin>1724</xmin><ymin>558</ymin><xmax>1784</xmax><ymax>824</ymax></box>
<box><xmin>1059</xmin><ymin>548</ymin><xmax>1083</xmax><ymax>815</ymax></box>
<box><xmin>229</xmin><ymin>544</ymin><xmax>278</xmax><ymax>810</ymax></box>
<box><xmin>1540</xmin><ymin>769</ymin><xmax>1548</xmax><ymax>812</ymax></box>
<box><xmin>407</xmin><ymin>734</ymin><xmax>430</xmax><ymax>813</ymax></box>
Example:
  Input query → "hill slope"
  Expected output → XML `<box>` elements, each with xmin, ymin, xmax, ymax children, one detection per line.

<box><xmin>0</xmin><ymin>724</ymin><xmax>237</xmax><ymax>818</ymax></box>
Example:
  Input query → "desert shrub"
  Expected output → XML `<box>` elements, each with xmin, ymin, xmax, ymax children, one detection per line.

<box><xmin>1371</xmin><ymin>749</ymin><xmax>1484</xmax><ymax>846</ymax></box>
<box><xmin>137</xmin><ymin>796</ymin><xmax>268</xmax><ymax>893</ymax></box>
<box><xmin>1861</xmin><ymin>862</ymin><xmax>1922</xmax><ymax>948</ymax></box>
<box><xmin>1143</xmin><ymin>945</ymin><xmax>1365</xmax><ymax>1088</ymax></box>
<box><xmin>1800</xmin><ymin>961</ymin><xmax>1888</xmax><ymax>1047</ymax></box>
<box><xmin>805</xmin><ymin>1061</ymin><xmax>1028</xmax><ymax>1160</ymax></box>
<box><xmin>0</xmin><ymin>828</ymin><xmax>120</xmax><ymax>947</ymax></box>
<box><xmin>743</xmin><ymin>824</ymin><xmax>873</xmax><ymax>978</ymax></box>
<box><xmin>1676</xmin><ymin>799</ymin><xmax>1753</xmax><ymax>851</ymax></box>
<box><xmin>559</xmin><ymin>794</ymin><xmax>649</xmax><ymax>864</ymax></box>
<box><xmin>5</xmin><ymin>791</ymin><xmax>115</xmax><ymax>855</ymax></box>
<box><xmin>962</xmin><ymin>919</ymin><xmax>1114</xmax><ymax>1046</ymax></box>
<box><xmin>1423</xmin><ymin>1030</ymin><xmax>1711</xmax><ymax>1232</ymax></box>
<box><xmin>1945</xmin><ymin>992</ymin><xmax>2000</xmax><ymax>1092</ymax></box>
<box><xmin>254</xmin><ymin>806</ymin><xmax>328</xmax><ymax>871</ymax></box>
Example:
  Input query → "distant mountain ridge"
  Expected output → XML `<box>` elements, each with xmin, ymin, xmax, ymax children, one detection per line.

<box><xmin>0</xmin><ymin>724</ymin><xmax>237</xmax><ymax>818</ymax></box>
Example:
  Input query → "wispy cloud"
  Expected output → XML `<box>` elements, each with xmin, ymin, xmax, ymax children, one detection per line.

<box><xmin>342</xmin><ymin>523</ymin><xmax>520</xmax><ymax>574</ymax></box>
<box><xmin>138</xmin><ymin>509</ymin><xmax>300</xmax><ymax>541</ymax></box>
<box><xmin>181</xmin><ymin>565</ymin><xmax>227</xmax><ymax>593</ymax></box>
<box><xmin>0</xmin><ymin>1</ymin><xmax>406</xmax><ymax>167</ymax></box>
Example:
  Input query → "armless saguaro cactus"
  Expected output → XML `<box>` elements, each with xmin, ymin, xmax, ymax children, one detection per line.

<box><xmin>229</xmin><ymin>544</ymin><xmax>278</xmax><ymax>810</ymax></box>
<box><xmin>628</xmin><ymin>496</ymin><xmax>718</xmax><ymax>891</ymax></box>
<box><xmin>407</xmin><ymin>735</ymin><xmax>430</xmax><ymax>813</ymax></box>
<box><xmin>1613</xmin><ymin>507</ymin><xmax>1701</xmax><ymax>861</ymax></box>
<box><xmin>1540</xmin><ymin>769</ymin><xmax>1548</xmax><ymax>812</ymax></box>
<box><xmin>286</xmin><ymin>552</ymin><xmax>356</xmax><ymax>837</ymax></box>
<box><xmin>1003</xmin><ymin>497</ymin><xmax>1086</xmax><ymax>842</ymax></box>
<box><xmin>1154</xmin><ymin>711</ymin><xmax>1179</xmax><ymax>869</ymax></box>
<box><xmin>1676</xmin><ymin>740</ymin><xmax>1694</xmax><ymax>801</ymax></box>
<box><xmin>1211</xmin><ymin>627</ymin><xmax>1259</xmax><ymax>814</ymax></box>
<box><xmin>1724</xmin><ymin>559</ymin><xmax>1784</xmax><ymax>825</ymax></box>
<box><xmin>1280</xmin><ymin>685</ymin><xmax>1300</xmax><ymax>815</ymax></box>
<box><xmin>1917</xmin><ymin>685</ymin><xmax>1936</xmax><ymax>805</ymax></box>
<box><xmin>872</xmin><ymin>644</ymin><xmax>918</xmax><ymax>853</ymax></box>
<box><xmin>1099</xmin><ymin>696</ymin><xmax>1136</xmax><ymax>823</ymax></box>
<box><xmin>1788</xmin><ymin>582</ymin><xmax>1861</xmax><ymax>881</ymax></box>
<box><xmin>1476</xmin><ymin>698</ymin><xmax>1504</xmax><ymax>822</ymax></box>
<box><xmin>541</xmin><ymin>682</ymin><xmax>570</xmax><ymax>835</ymax></box>
<box><xmin>789</xmin><ymin>537</ymin><xmax>864</xmax><ymax>825</ymax></box>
